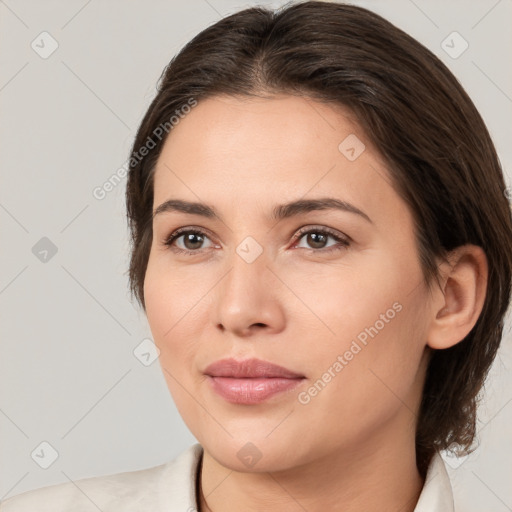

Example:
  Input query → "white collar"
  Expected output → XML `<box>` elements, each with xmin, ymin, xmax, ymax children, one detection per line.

<box><xmin>158</xmin><ymin>443</ymin><xmax>455</xmax><ymax>511</ymax></box>
<box><xmin>414</xmin><ymin>451</ymin><xmax>455</xmax><ymax>511</ymax></box>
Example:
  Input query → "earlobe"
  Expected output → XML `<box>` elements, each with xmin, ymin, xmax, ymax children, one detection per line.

<box><xmin>427</xmin><ymin>245</ymin><xmax>488</xmax><ymax>350</ymax></box>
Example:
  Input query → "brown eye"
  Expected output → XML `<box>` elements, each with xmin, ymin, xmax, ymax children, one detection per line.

<box><xmin>304</xmin><ymin>232</ymin><xmax>329</xmax><ymax>249</ymax></box>
<box><xmin>164</xmin><ymin>229</ymin><xmax>214</xmax><ymax>253</ymax></box>
<box><xmin>181</xmin><ymin>232</ymin><xmax>205</xmax><ymax>250</ymax></box>
<box><xmin>294</xmin><ymin>227</ymin><xmax>350</xmax><ymax>253</ymax></box>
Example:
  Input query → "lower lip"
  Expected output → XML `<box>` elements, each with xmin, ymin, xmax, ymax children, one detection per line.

<box><xmin>207</xmin><ymin>376</ymin><xmax>305</xmax><ymax>404</ymax></box>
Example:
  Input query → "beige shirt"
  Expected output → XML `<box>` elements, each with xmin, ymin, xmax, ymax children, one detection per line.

<box><xmin>0</xmin><ymin>443</ymin><xmax>455</xmax><ymax>511</ymax></box>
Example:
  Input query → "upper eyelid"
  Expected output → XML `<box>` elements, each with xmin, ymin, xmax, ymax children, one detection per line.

<box><xmin>167</xmin><ymin>226</ymin><xmax>216</xmax><ymax>242</ymax></box>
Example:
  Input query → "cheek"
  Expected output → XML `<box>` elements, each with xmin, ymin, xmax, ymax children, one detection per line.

<box><xmin>290</xmin><ymin>250</ymin><xmax>428</xmax><ymax>407</ymax></box>
<box><xmin>143</xmin><ymin>261</ymin><xmax>205</xmax><ymax>372</ymax></box>
<box><xmin>144</xmin><ymin>268</ymin><xmax>206</xmax><ymax>424</ymax></box>
<box><xmin>292</xmin><ymin>302</ymin><xmax>428</xmax><ymax>452</ymax></box>
<box><xmin>144</xmin><ymin>251</ymin><xmax>207</xmax><ymax>333</ymax></box>
<box><xmin>285</xmin><ymin>249</ymin><xmax>419</xmax><ymax>349</ymax></box>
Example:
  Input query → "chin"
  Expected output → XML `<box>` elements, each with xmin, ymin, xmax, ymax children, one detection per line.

<box><xmin>199</xmin><ymin>431</ymin><xmax>310</xmax><ymax>473</ymax></box>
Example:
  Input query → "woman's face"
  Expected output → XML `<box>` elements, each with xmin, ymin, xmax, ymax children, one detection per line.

<box><xmin>144</xmin><ymin>94</ymin><xmax>433</xmax><ymax>471</ymax></box>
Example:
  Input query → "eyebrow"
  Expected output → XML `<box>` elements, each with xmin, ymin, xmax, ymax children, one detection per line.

<box><xmin>152</xmin><ymin>197</ymin><xmax>372</xmax><ymax>224</ymax></box>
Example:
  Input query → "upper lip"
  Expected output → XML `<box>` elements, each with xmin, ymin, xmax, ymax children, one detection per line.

<box><xmin>204</xmin><ymin>358</ymin><xmax>304</xmax><ymax>378</ymax></box>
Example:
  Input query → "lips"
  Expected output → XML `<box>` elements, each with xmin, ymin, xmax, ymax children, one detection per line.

<box><xmin>204</xmin><ymin>358</ymin><xmax>305</xmax><ymax>405</ymax></box>
<box><xmin>204</xmin><ymin>358</ymin><xmax>304</xmax><ymax>379</ymax></box>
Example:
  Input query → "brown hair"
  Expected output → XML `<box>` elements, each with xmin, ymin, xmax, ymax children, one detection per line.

<box><xmin>125</xmin><ymin>0</ymin><xmax>512</xmax><ymax>476</ymax></box>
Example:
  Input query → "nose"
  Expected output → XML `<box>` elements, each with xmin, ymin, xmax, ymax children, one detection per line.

<box><xmin>213</xmin><ymin>247</ymin><xmax>286</xmax><ymax>338</ymax></box>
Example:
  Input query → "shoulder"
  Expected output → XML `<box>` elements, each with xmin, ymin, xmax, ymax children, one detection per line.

<box><xmin>0</xmin><ymin>444</ymin><xmax>203</xmax><ymax>512</ymax></box>
<box><xmin>0</xmin><ymin>465</ymin><xmax>167</xmax><ymax>512</ymax></box>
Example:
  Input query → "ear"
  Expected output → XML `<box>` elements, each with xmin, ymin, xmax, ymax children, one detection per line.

<box><xmin>427</xmin><ymin>244</ymin><xmax>488</xmax><ymax>350</ymax></box>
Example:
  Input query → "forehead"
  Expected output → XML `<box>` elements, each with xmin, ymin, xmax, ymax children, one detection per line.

<box><xmin>157</xmin><ymin>94</ymin><xmax>363</xmax><ymax>158</ymax></box>
<box><xmin>151</xmin><ymin>94</ymin><xmax>402</xmax><ymax>226</ymax></box>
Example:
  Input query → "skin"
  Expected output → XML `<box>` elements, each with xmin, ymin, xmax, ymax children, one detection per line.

<box><xmin>143</xmin><ymin>94</ymin><xmax>488</xmax><ymax>512</ymax></box>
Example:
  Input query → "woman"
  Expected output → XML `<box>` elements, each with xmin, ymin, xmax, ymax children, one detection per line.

<box><xmin>2</xmin><ymin>1</ymin><xmax>511</xmax><ymax>511</ymax></box>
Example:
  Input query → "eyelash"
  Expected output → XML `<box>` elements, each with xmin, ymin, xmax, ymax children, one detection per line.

<box><xmin>163</xmin><ymin>226</ymin><xmax>350</xmax><ymax>256</ymax></box>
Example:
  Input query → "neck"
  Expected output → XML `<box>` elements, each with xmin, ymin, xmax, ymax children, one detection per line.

<box><xmin>198</xmin><ymin>419</ymin><xmax>424</xmax><ymax>512</ymax></box>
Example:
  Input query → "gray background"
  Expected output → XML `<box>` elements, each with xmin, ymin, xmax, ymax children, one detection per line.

<box><xmin>1</xmin><ymin>1</ymin><xmax>511</xmax><ymax>510</ymax></box>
